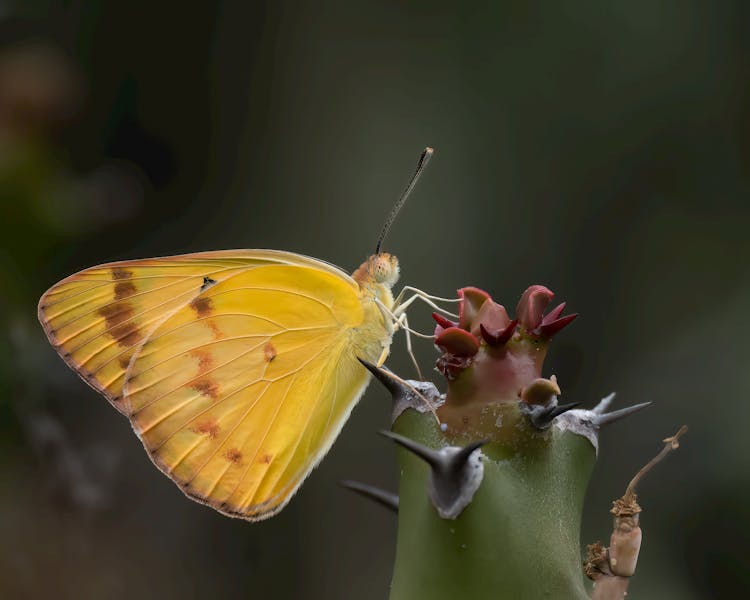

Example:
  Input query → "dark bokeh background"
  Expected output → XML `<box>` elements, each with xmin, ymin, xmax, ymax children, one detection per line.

<box><xmin>1</xmin><ymin>2</ymin><xmax>748</xmax><ymax>599</ymax></box>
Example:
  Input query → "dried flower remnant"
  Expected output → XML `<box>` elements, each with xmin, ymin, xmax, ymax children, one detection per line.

<box><xmin>586</xmin><ymin>426</ymin><xmax>688</xmax><ymax>600</ymax></box>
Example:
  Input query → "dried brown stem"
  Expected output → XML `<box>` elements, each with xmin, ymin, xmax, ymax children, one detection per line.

<box><xmin>586</xmin><ymin>425</ymin><xmax>688</xmax><ymax>600</ymax></box>
<box><xmin>623</xmin><ymin>425</ymin><xmax>688</xmax><ymax>501</ymax></box>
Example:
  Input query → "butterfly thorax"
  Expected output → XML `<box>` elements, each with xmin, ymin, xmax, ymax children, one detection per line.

<box><xmin>350</xmin><ymin>253</ymin><xmax>399</xmax><ymax>362</ymax></box>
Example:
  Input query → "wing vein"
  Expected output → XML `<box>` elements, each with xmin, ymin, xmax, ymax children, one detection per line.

<box><xmin>185</xmin><ymin>381</ymin><xmax>275</xmax><ymax>494</ymax></box>
<box><xmin>246</xmin><ymin>346</ymin><xmax>343</xmax><ymax>511</ymax></box>
<box><xmin>148</xmin><ymin>342</ymin><xmax>328</xmax><ymax>454</ymax></box>
<box><xmin>48</xmin><ymin>262</ymin><xmax>245</xmax><ymax>327</ymax></box>
<box><xmin>130</xmin><ymin>338</ymin><xmax>269</xmax><ymax>413</ymax></box>
<box><xmin>232</xmin><ymin>373</ymin><xmax>300</xmax><ymax>509</ymax></box>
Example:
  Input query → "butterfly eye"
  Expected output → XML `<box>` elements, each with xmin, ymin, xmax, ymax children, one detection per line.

<box><xmin>371</xmin><ymin>254</ymin><xmax>400</xmax><ymax>286</ymax></box>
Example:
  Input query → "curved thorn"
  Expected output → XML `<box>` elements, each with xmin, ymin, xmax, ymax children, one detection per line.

<box><xmin>381</xmin><ymin>431</ymin><xmax>487</xmax><ymax>519</ymax></box>
<box><xmin>526</xmin><ymin>401</ymin><xmax>581</xmax><ymax>429</ymax></box>
<box><xmin>379</xmin><ymin>430</ymin><xmax>439</xmax><ymax>466</ymax></box>
<box><xmin>543</xmin><ymin>401</ymin><xmax>581</xmax><ymax>423</ymax></box>
<box><xmin>453</xmin><ymin>439</ymin><xmax>488</xmax><ymax>467</ymax></box>
<box><xmin>592</xmin><ymin>392</ymin><xmax>617</xmax><ymax>415</ymax></box>
<box><xmin>360</xmin><ymin>360</ymin><xmax>441</xmax><ymax>424</ymax></box>
<box><xmin>340</xmin><ymin>480</ymin><xmax>399</xmax><ymax>513</ymax></box>
<box><xmin>594</xmin><ymin>402</ymin><xmax>652</xmax><ymax>427</ymax></box>
<box><xmin>358</xmin><ymin>358</ymin><xmax>408</xmax><ymax>399</ymax></box>
<box><xmin>430</xmin><ymin>441</ymin><xmax>486</xmax><ymax>519</ymax></box>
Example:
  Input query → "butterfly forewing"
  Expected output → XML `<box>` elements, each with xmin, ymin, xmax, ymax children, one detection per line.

<box><xmin>38</xmin><ymin>253</ymin><xmax>276</xmax><ymax>409</ymax></box>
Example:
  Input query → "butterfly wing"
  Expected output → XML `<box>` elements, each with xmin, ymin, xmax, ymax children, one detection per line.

<box><xmin>39</xmin><ymin>250</ymin><xmax>266</xmax><ymax>411</ymax></box>
<box><xmin>39</xmin><ymin>250</ymin><xmax>388</xmax><ymax>519</ymax></box>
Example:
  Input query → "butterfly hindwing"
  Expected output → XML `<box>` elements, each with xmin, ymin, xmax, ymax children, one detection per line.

<box><xmin>123</xmin><ymin>264</ymin><xmax>373</xmax><ymax>518</ymax></box>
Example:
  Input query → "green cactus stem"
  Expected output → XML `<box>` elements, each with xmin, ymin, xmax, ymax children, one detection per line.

<box><xmin>381</xmin><ymin>285</ymin><xmax>649</xmax><ymax>600</ymax></box>
<box><xmin>390</xmin><ymin>410</ymin><xmax>594</xmax><ymax>599</ymax></box>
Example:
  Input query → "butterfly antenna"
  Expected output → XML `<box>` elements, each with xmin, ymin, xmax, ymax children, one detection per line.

<box><xmin>375</xmin><ymin>147</ymin><xmax>434</xmax><ymax>254</ymax></box>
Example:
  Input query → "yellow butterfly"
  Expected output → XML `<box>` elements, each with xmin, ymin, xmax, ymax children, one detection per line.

<box><xmin>38</xmin><ymin>148</ymin><xmax>447</xmax><ymax>520</ymax></box>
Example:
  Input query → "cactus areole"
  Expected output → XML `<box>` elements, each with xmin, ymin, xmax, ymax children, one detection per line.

<box><xmin>375</xmin><ymin>285</ymin><xmax>648</xmax><ymax>600</ymax></box>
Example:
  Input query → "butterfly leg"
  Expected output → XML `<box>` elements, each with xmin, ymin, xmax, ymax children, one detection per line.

<box><xmin>392</xmin><ymin>286</ymin><xmax>460</xmax><ymax>309</ymax></box>
<box><xmin>374</xmin><ymin>298</ymin><xmax>429</xmax><ymax>378</ymax></box>
<box><xmin>394</xmin><ymin>312</ymin><xmax>423</xmax><ymax>379</ymax></box>
<box><xmin>376</xmin><ymin>346</ymin><xmax>390</xmax><ymax>368</ymax></box>
<box><xmin>392</xmin><ymin>287</ymin><xmax>459</xmax><ymax>319</ymax></box>
<box><xmin>374</xmin><ymin>312</ymin><xmax>422</xmax><ymax>379</ymax></box>
<box><xmin>375</xmin><ymin>298</ymin><xmax>434</xmax><ymax>340</ymax></box>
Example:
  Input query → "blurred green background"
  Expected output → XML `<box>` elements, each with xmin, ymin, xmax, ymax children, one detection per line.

<box><xmin>1</xmin><ymin>1</ymin><xmax>747</xmax><ymax>599</ymax></box>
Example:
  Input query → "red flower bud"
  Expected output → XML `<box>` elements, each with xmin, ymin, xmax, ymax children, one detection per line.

<box><xmin>470</xmin><ymin>299</ymin><xmax>510</xmax><ymax>338</ymax></box>
<box><xmin>458</xmin><ymin>287</ymin><xmax>491</xmax><ymax>331</ymax></box>
<box><xmin>516</xmin><ymin>285</ymin><xmax>554</xmax><ymax>331</ymax></box>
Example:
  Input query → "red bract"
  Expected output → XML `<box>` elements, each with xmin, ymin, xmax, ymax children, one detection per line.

<box><xmin>435</xmin><ymin>326</ymin><xmax>480</xmax><ymax>357</ymax></box>
<box><xmin>479</xmin><ymin>320</ymin><xmax>517</xmax><ymax>347</ymax></box>
<box><xmin>538</xmin><ymin>313</ymin><xmax>578</xmax><ymax>338</ymax></box>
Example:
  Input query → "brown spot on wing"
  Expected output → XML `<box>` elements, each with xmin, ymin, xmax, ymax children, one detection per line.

<box><xmin>191</xmin><ymin>378</ymin><xmax>219</xmax><ymax>399</ymax></box>
<box><xmin>193</xmin><ymin>419</ymin><xmax>220</xmax><ymax>438</ymax></box>
<box><xmin>264</xmin><ymin>342</ymin><xmax>277</xmax><ymax>362</ymax></box>
<box><xmin>225</xmin><ymin>448</ymin><xmax>243</xmax><ymax>463</ymax></box>
<box><xmin>206</xmin><ymin>320</ymin><xmax>223</xmax><ymax>340</ymax></box>
<box><xmin>115</xmin><ymin>280</ymin><xmax>136</xmax><ymax>300</ymax></box>
<box><xmin>112</xmin><ymin>268</ymin><xmax>136</xmax><ymax>300</ymax></box>
<box><xmin>110</xmin><ymin>321</ymin><xmax>142</xmax><ymax>347</ymax></box>
<box><xmin>190</xmin><ymin>296</ymin><xmax>213</xmax><ymax>317</ymax></box>
<box><xmin>118</xmin><ymin>355</ymin><xmax>132</xmax><ymax>370</ymax></box>
<box><xmin>190</xmin><ymin>349</ymin><xmax>213</xmax><ymax>374</ymax></box>
<box><xmin>99</xmin><ymin>302</ymin><xmax>134</xmax><ymax>328</ymax></box>
<box><xmin>98</xmin><ymin>300</ymin><xmax>142</xmax><ymax>348</ymax></box>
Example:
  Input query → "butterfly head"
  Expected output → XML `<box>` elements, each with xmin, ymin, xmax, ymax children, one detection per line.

<box><xmin>370</xmin><ymin>253</ymin><xmax>400</xmax><ymax>286</ymax></box>
<box><xmin>353</xmin><ymin>253</ymin><xmax>400</xmax><ymax>290</ymax></box>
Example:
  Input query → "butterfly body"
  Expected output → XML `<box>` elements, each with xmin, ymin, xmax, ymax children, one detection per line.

<box><xmin>39</xmin><ymin>250</ymin><xmax>399</xmax><ymax>520</ymax></box>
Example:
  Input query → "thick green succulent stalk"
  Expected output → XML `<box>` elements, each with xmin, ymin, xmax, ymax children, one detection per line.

<box><xmin>390</xmin><ymin>411</ymin><xmax>594</xmax><ymax>599</ymax></box>
<box><xmin>372</xmin><ymin>285</ymin><xmax>648</xmax><ymax>600</ymax></box>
